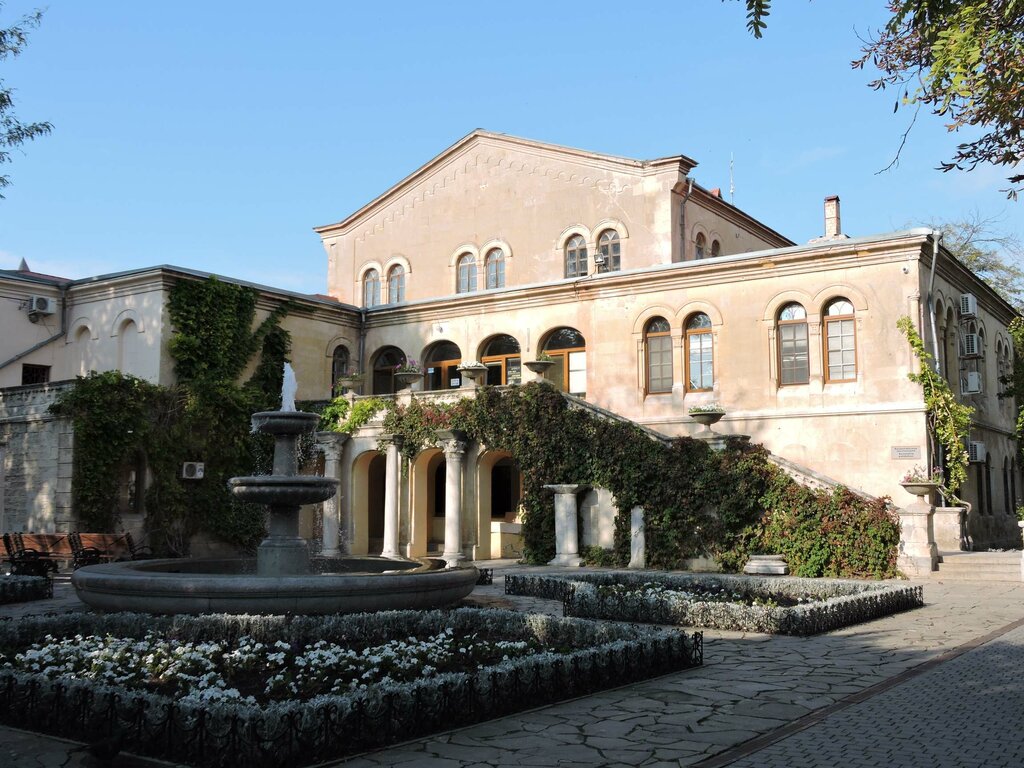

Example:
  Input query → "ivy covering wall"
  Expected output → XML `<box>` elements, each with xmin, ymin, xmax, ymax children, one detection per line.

<box><xmin>368</xmin><ymin>384</ymin><xmax>900</xmax><ymax>578</ymax></box>
<box><xmin>51</xmin><ymin>277</ymin><xmax>291</xmax><ymax>554</ymax></box>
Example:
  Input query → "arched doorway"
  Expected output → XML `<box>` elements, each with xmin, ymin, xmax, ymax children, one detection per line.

<box><xmin>480</xmin><ymin>334</ymin><xmax>522</xmax><ymax>385</ymax></box>
<box><xmin>410</xmin><ymin>447</ymin><xmax>446</xmax><ymax>556</ymax></box>
<box><xmin>424</xmin><ymin>341</ymin><xmax>462</xmax><ymax>391</ymax></box>
<box><xmin>477</xmin><ymin>450</ymin><xmax>524</xmax><ymax>559</ymax></box>
<box><xmin>351</xmin><ymin>451</ymin><xmax>386</xmax><ymax>554</ymax></box>
<box><xmin>541</xmin><ymin>327</ymin><xmax>586</xmax><ymax>395</ymax></box>
<box><xmin>371</xmin><ymin>346</ymin><xmax>407</xmax><ymax>395</ymax></box>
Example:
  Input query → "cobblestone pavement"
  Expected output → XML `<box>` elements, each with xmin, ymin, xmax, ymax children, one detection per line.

<box><xmin>2</xmin><ymin>565</ymin><xmax>1024</xmax><ymax>767</ymax></box>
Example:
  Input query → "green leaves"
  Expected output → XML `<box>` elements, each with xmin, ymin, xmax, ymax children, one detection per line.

<box><xmin>740</xmin><ymin>0</ymin><xmax>771</xmax><ymax>39</ymax></box>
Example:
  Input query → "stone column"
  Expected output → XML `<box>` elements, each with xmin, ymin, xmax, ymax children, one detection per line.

<box><xmin>315</xmin><ymin>432</ymin><xmax>350</xmax><ymax>557</ymax></box>
<box><xmin>897</xmin><ymin>495</ymin><xmax>939</xmax><ymax>576</ymax></box>
<box><xmin>628</xmin><ymin>505</ymin><xmax>645</xmax><ymax>569</ymax></box>
<box><xmin>437</xmin><ymin>429</ymin><xmax>468</xmax><ymax>567</ymax></box>
<box><xmin>544</xmin><ymin>484</ymin><xmax>585</xmax><ymax>566</ymax></box>
<box><xmin>381</xmin><ymin>434</ymin><xmax>403</xmax><ymax>559</ymax></box>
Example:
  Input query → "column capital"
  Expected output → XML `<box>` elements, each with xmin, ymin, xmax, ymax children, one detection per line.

<box><xmin>381</xmin><ymin>433</ymin><xmax>405</xmax><ymax>448</ymax></box>
<box><xmin>544</xmin><ymin>483</ymin><xmax>587</xmax><ymax>495</ymax></box>
<box><xmin>435</xmin><ymin>429</ymin><xmax>468</xmax><ymax>457</ymax></box>
<box><xmin>315</xmin><ymin>431</ymin><xmax>350</xmax><ymax>460</ymax></box>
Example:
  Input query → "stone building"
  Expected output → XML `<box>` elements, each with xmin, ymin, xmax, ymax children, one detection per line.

<box><xmin>1</xmin><ymin>130</ymin><xmax>1019</xmax><ymax>559</ymax></box>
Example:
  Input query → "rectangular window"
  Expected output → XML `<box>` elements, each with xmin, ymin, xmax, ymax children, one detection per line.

<box><xmin>779</xmin><ymin>324</ymin><xmax>809</xmax><ymax>385</ymax></box>
<box><xmin>826</xmin><ymin>319</ymin><xmax>856</xmax><ymax>381</ymax></box>
<box><xmin>568</xmin><ymin>351</ymin><xmax>586</xmax><ymax>395</ymax></box>
<box><xmin>687</xmin><ymin>333</ymin><xmax>713</xmax><ymax>391</ymax></box>
<box><xmin>21</xmin><ymin>364</ymin><xmax>50</xmax><ymax>386</ymax></box>
<box><xmin>647</xmin><ymin>336</ymin><xmax>673</xmax><ymax>393</ymax></box>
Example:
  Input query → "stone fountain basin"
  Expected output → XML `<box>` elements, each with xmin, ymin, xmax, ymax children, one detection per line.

<box><xmin>251</xmin><ymin>410</ymin><xmax>321</xmax><ymax>435</ymax></box>
<box><xmin>229</xmin><ymin>476</ymin><xmax>338</xmax><ymax>506</ymax></box>
<box><xmin>71</xmin><ymin>556</ymin><xmax>479</xmax><ymax>615</ymax></box>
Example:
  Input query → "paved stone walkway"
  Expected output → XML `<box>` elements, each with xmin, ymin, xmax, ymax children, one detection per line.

<box><xmin>2</xmin><ymin>566</ymin><xmax>1024</xmax><ymax>767</ymax></box>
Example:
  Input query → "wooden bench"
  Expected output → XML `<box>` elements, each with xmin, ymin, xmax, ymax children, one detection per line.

<box><xmin>2</xmin><ymin>531</ymin><xmax>155</xmax><ymax>575</ymax></box>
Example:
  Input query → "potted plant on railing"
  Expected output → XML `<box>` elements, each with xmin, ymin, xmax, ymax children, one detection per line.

<box><xmin>688</xmin><ymin>402</ymin><xmax>725</xmax><ymax>429</ymax></box>
<box><xmin>899</xmin><ymin>465</ymin><xmax>944</xmax><ymax>499</ymax></box>
<box><xmin>393</xmin><ymin>359</ymin><xmax>423</xmax><ymax>389</ymax></box>
<box><xmin>524</xmin><ymin>352</ymin><xmax>554</xmax><ymax>375</ymax></box>
<box><xmin>456</xmin><ymin>359</ymin><xmax>488</xmax><ymax>384</ymax></box>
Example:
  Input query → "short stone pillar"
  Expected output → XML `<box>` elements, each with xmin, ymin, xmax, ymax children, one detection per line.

<box><xmin>315</xmin><ymin>432</ymin><xmax>350</xmax><ymax>557</ymax></box>
<box><xmin>897</xmin><ymin>497</ymin><xmax>939</xmax><ymax>576</ymax></box>
<box><xmin>437</xmin><ymin>429</ymin><xmax>468</xmax><ymax>567</ymax></box>
<box><xmin>628</xmin><ymin>505</ymin><xmax>645</xmax><ymax>569</ymax></box>
<box><xmin>381</xmin><ymin>434</ymin><xmax>404</xmax><ymax>559</ymax></box>
<box><xmin>934</xmin><ymin>506</ymin><xmax>968</xmax><ymax>552</ymax></box>
<box><xmin>544</xmin><ymin>484</ymin><xmax>585</xmax><ymax>566</ymax></box>
<box><xmin>743</xmin><ymin>555</ymin><xmax>789</xmax><ymax>575</ymax></box>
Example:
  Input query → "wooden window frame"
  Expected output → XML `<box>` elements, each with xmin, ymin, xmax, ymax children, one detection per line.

<box><xmin>457</xmin><ymin>254</ymin><xmax>477</xmax><ymax>294</ymax></box>
<box><xmin>565</xmin><ymin>235</ymin><xmax>587</xmax><ymax>278</ymax></box>
<box><xmin>597</xmin><ymin>230</ymin><xmax>621</xmax><ymax>272</ymax></box>
<box><xmin>387</xmin><ymin>265</ymin><xmax>405</xmax><ymax>304</ymax></box>
<box><xmin>684</xmin><ymin>314</ymin><xmax>714</xmax><ymax>392</ymax></box>
<box><xmin>823</xmin><ymin>299</ymin><xmax>856</xmax><ymax>383</ymax></box>
<box><xmin>485</xmin><ymin>249</ymin><xmax>505</xmax><ymax>289</ymax></box>
<box><xmin>644</xmin><ymin>318</ymin><xmax>673</xmax><ymax>394</ymax></box>
<box><xmin>363</xmin><ymin>270</ymin><xmax>381</xmax><ymax>308</ymax></box>
<box><xmin>777</xmin><ymin>304</ymin><xmax>809</xmax><ymax>386</ymax></box>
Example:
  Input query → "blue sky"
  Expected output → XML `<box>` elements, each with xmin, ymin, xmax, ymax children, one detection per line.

<box><xmin>1</xmin><ymin>1</ymin><xmax>1021</xmax><ymax>295</ymax></box>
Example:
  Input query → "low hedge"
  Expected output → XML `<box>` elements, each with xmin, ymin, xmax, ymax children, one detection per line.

<box><xmin>0</xmin><ymin>608</ymin><xmax>701</xmax><ymax>767</ymax></box>
<box><xmin>0</xmin><ymin>575</ymin><xmax>51</xmax><ymax>604</ymax></box>
<box><xmin>505</xmin><ymin>572</ymin><xmax>923</xmax><ymax>636</ymax></box>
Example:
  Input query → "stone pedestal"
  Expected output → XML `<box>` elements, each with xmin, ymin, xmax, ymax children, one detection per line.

<box><xmin>544</xmin><ymin>484</ymin><xmax>584</xmax><ymax>566</ymax></box>
<box><xmin>381</xmin><ymin>434</ymin><xmax>403</xmax><ymax>559</ymax></box>
<box><xmin>315</xmin><ymin>432</ymin><xmax>350</xmax><ymax>557</ymax></box>
<box><xmin>934</xmin><ymin>506</ymin><xmax>968</xmax><ymax>552</ymax></box>
<box><xmin>897</xmin><ymin>499</ymin><xmax>938</xmax><ymax>576</ymax></box>
<box><xmin>743</xmin><ymin>555</ymin><xmax>789</xmax><ymax>575</ymax></box>
<box><xmin>437</xmin><ymin>430</ymin><xmax>468</xmax><ymax>567</ymax></box>
<box><xmin>628</xmin><ymin>506</ymin><xmax>645</xmax><ymax>569</ymax></box>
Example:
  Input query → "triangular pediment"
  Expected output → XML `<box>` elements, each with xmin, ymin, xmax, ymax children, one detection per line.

<box><xmin>314</xmin><ymin>130</ymin><xmax>697</xmax><ymax>238</ymax></box>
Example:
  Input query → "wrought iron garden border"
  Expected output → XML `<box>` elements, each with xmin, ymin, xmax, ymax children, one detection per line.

<box><xmin>0</xmin><ymin>608</ymin><xmax>701</xmax><ymax>767</ymax></box>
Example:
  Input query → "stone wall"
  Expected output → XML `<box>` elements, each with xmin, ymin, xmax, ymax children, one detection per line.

<box><xmin>0</xmin><ymin>382</ymin><xmax>75</xmax><ymax>533</ymax></box>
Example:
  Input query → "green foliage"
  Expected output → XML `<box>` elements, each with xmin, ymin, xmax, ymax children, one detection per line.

<box><xmin>380</xmin><ymin>384</ymin><xmax>897</xmax><ymax>576</ymax></box>
<box><xmin>0</xmin><ymin>4</ymin><xmax>52</xmax><ymax>198</ymax></box>
<box><xmin>318</xmin><ymin>396</ymin><xmax>389</xmax><ymax>434</ymax></box>
<box><xmin>897</xmin><ymin>315</ymin><xmax>973</xmax><ymax>492</ymax></box>
<box><xmin>579</xmin><ymin>546</ymin><xmax>618</xmax><ymax>567</ymax></box>
<box><xmin>1004</xmin><ymin>316</ymin><xmax>1024</xmax><ymax>464</ymax></box>
<box><xmin>51</xmin><ymin>278</ymin><xmax>291</xmax><ymax>554</ymax></box>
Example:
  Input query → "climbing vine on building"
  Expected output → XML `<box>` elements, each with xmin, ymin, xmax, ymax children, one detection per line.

<box><xmin>52</xmin><ymin>277</ymin><xmax>292</xmax><ymax>554</ymax></box>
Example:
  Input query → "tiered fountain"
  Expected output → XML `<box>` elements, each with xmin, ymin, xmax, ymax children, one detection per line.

<box><xmin>71</xmin><ymin>367</ymin><xmax>478</xmax><ymax>615</ymax></box>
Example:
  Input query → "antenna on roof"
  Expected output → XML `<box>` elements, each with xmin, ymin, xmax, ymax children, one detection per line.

<box><xmin>729</xmin><ymin>153</ymin><xmax>735</xmax><ymax>205</ymax></box>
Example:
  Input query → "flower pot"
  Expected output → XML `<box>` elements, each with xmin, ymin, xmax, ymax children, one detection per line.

<box><xmin>457</xmin><ymin>364</ymin><xmax>488</xmax><ymax>383</ymax></box>
<box><xmin>524</xmin><ymin>360</ymin><xmax>554</xmax><ymax>374</ymax></box>
<box><xmin>900</xmin><ymin>481</ymin><xmax>939</xmax><ymax>498</ymax></box>
<box><xmin>394</xmin><ymin>371</ymin><xmax>422</xmax><ymax>389</ymax></box>
<box><xmin>690</xmin><ymin>411</ymin><xmax>724</xmax><ymax>427</ymax></box>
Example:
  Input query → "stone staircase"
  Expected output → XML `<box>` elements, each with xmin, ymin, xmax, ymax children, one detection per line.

<box><xmin>933</xmin><ymin>551</ymin><xmax>1022</xmax><ymax>582</ymax></box>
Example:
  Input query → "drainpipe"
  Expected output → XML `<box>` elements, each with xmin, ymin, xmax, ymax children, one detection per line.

<box><xmin>0</xmin><ymin>286</ymin><xmax>69</xmax><ymax>372</ymax></box>
<box><xmin>357</xmin><ymin>308</ymin><xmax>367</xmax><ymax>376</ymax></box>
<box><xmin>926</xmin><ymin>230</ymin><xmax>942</xmax><ymax>374</ymax></box>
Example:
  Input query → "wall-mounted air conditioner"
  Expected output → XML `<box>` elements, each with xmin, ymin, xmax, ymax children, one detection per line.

<box><xmin>962</xmin><ymin>333</ymin><xmax>982</xmax><ymax>358</ymax></box>
<box><xmin>968</xmin><ymin>441</ymin><xmax>987</xmax><ymax>463</ymax></box>
<box><xmin>960</xmin><ymin>293</ymin><xmax>978</xmax><ymax>318</ymax></box>
<box><xmin>962</xmin><ymin>371</ymin><xmax>982</xmax><ymax>395</ymax></box>
<box><xmin>28</xmin><ymin>296</ymin><xmax>56</xmax><ymax>315</ymax></box>
<box><xmin>182</xmin><ymin>461</ymin><xmax>205</xmax><ymax>480</ymax></box>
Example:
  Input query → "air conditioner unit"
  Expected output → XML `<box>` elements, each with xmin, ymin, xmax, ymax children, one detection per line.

<box><xmin>28</xmin><ymin>296</ymin><xmax>56</xmax><ymax>315</ymax></box>
<box><xmin>182</xmin><ymin>461</ymin><xmax>205</xmax><ymax>480</ymax></box>
<box><xmin>959</xmin><ymin>293</ymin><xmax>978</xmax><ymax>318</ymax></box>
<box><xmin>968</xmin><ymin>441</ymin><xmax>987</xmax><ymax>463</ymax></box>
<box><xmin>962</xmin><ymin>333</ymin><xmax>982</xmax><ymax>358</ymax></box>
<box><xmin>961</xmin><ymin>371</ymin><xmax>982</xmax><ymax>395</ymax></box>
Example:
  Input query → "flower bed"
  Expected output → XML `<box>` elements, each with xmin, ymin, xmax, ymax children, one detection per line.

<box><xmin>0</xmin><ymin>608</ymin><xmax>701</xmax><ymax>767</ymax></box>
<box><xmin>0</xmin><ymin>575</ymin><xmax>51</xmax><ymax>604</ymax></box>
<box><xmin>505</xmin><ymin>572</ymin><xmax>923</xmax><ymax>636</ymax></box>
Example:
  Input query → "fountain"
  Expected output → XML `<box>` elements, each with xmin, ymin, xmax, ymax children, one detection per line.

<box><xmin>71</xmin><ymin>366</ymin><xmax>478</xmax><ymax>615</ymax></box>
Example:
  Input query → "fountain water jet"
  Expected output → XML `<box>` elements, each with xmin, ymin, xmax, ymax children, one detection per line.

<box><xmin>71</xmin><ymin>365</ymin><xmax>478</xmax><ymax>614</ymax></box>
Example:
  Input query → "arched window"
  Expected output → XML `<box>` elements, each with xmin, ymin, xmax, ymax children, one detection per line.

<box><xmin>331</xmin><ymin>345</ymin><xmax>350</xmax><ymax>395</ymax></box>
<box><xmin>363</xmin><ymin>269</ymin><xmax>381</xmax><ymax>308</ymax></box>
<box><xmin>482</xmin><ymin>334</ymin><xmax>521</xmax><ymax>385</ymax></box>
<box><xmin>644</xmin><ymin>317</ymin><xmax>672</xmax><ymax>394</ymax></box>
<box><xmin>695</xmin><ymin>233</ymin><xmax>706</xmax><ymax>260</ymax></box>
<box><xmin>598</xmin><ymin>230</ymin><xmax>621</xmax><ymax>271</ymax></box>
<box><xmin>387</xmin><ymin>265</ymin><xmax>405</xmax><ymax>304</ymax></box>
<box><xmin>371</xmin><ymin>346</ymin><xmax>406</xmax><ymax>394</ymax></box>
<box><xmin>542</xmin><ymin>327</ymin><xmax>586</xmax><ymax>395</ymax></box>
<box><xmin>425</xmin><ymin>341</ymin><xmax>462</xmax><ymax>391</ymax></box>
<box><xmin>457</xmin><ymin>254</ymin><xmax>477</xmax><ymax>293</ymax></box>
<box><xmin>778</xmin><ymin>303</ymin><xmax>809</xmax><ymax>385</ymax></box>
<box><xmin>485</xmin><ymin>248</ymin><xmax>505</xmax><ymax>289</ymax></box>
<box><xmin>710</xmin><ymin>239</ymin><xmax>721</xmax><ymax>258</ymax></box>
<box><xmin>565</xmin><ymin>235</ymin><xmax>587</xmax><ymax>278</ymax></box>
<box><xmin>685</xmin><ymin>313</ymin><xmax>714</xmax><ymax>391</ymax></box>
<box><xmin>824</xmin><ymin>298</ymin><xmax>856</xmax><ymax>382</ymax></box>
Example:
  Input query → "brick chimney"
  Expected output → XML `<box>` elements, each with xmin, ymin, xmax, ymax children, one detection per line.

<box><xmin>824</xmin><ymin>195</ymin><xmax>841</xmax><ymax>238</ymax></box>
